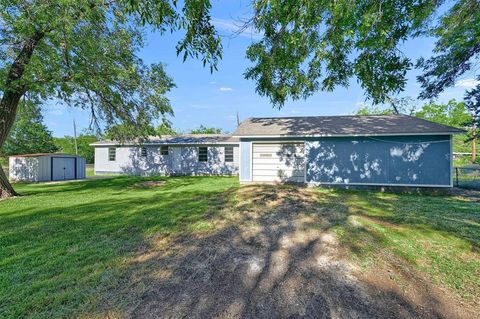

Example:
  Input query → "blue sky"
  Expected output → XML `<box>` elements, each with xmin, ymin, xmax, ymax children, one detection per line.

<box><xmin>43</xmin><ymin>1</ymin><xmax>479</xmax><ymax>137</ymax></box>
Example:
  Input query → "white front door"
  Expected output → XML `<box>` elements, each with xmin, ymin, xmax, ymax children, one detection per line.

<box><xmin>252</xmin><ymin>143</ymin><xmax>305</xmax><ymax>182</ymax></box>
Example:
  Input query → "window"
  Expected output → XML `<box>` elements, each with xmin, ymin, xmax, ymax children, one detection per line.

<box><xmin>140</xmin><ymin>147</ymin><xmax>147</xmax><ymax>157</ymax></box>
<box><xmin>108</xmin><ymin>147</ymin><xmax>116</xmax><ymax>161</ymax></box>
<box><xmin>225</xmin><ymin>147</ymin><xmax>234</xmax><ymax>162</ymax></box>
<box><xmin>198</xmin><ymin>147</ymin><xmax>208</xmax><ymax>162</ymax></box>
<box><xmin>160</xmin><ymin>146</ymin><xmax>169</xmax><ymax>155</ymax></box>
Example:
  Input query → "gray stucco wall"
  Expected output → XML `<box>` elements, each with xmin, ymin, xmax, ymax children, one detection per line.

<box><xmin>305</xmin><ymin>135</ymin><xmax>452</xmax><ymax>186</ymax></box>
<box><xmin>94</xmin><ymin>145</ymin><xmax>239</xmax><ymax>176</ymax></box>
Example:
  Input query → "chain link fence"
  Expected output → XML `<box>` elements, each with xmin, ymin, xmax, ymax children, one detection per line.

<box><xmin>454</xmin><ymin>167</ymin><xmax>480</xmax><ymax>190</ymax></box>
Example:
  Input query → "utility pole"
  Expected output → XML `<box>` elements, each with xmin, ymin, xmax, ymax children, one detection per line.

<box><xmin>236</xmin><ymin>111</ymin><xmax>240</xmax><ymax>127</ymax></box>
<box><xmin>473</xmin><ymin>125</ymin><xmax>477</xmax><ymax>163</ymax></box>
<box><xmin>73</xmin><ymin>119</ymin><xmax>78</xmax><ymax>155</ymax></box>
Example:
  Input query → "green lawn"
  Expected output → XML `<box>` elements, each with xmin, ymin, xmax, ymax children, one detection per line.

<box><xmin>0</xmin><ymin>176</ymin><xmax>479</xmax><ymax>318</ymax></box>
<box><xmin>85</xmin><ymin>164</ymin><xmax>94</xmax><ymax>177</ymax></box>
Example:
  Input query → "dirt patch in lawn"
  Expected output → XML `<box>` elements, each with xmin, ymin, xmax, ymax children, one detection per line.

<box><xmin>132</xmin><ymin>181</ymin><xmax>167</xmax><ymax>188</ymax></box>
<box><xmin>102</xmin><ymin>186</ymin><xmax>478</xmax><ymax>318</ymax></box>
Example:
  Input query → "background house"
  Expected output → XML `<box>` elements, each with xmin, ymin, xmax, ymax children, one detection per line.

<box><xmin>91</xmin><ymin>135</ymin><xmax>239</xmax><ymax>176</ymax></box>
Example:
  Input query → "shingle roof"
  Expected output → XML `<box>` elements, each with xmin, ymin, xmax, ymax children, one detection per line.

<box><xmin>233</xmin><ymin>115</ymin><xmax>464</xmax><ymax>137</ymax></box>
<box><xmin>90</xmin><ymin>134</ymin><xmax>239</xmax><ymax>146</ymax></box>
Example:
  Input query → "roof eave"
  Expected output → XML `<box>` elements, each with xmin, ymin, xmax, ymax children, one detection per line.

<box><xmin>232</xmin><ymin>131</ymin><xmax>464</xmax><ymax>138</ymax></box>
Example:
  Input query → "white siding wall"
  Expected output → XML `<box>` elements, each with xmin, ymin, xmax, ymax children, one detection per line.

<box><xmin>9</xmin><ymin>155</ymin><xmax>86</xmax><ymax>182</ymax></box>
<box><xmin>94</xmin><ymin>145</ymin><xmax>239</xmax><ymax>176</ymax></box>
<box><xmin>9</xmin><ymin>157</ymin><xmax>40</xmax><ymax>182</ymax></box>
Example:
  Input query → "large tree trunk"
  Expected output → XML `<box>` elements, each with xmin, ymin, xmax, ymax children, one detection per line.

<box><xmin>0</xmin><ymin>165</ymin><xmax>16</xmax><ymax>199</ymax></box>
<box><xmin>0</xmin><ymin>31</ymin><xmax>44</xmax><ymax>198</ymax></box>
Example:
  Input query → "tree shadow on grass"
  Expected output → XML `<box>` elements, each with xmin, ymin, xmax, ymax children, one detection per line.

<box><xmin>0</xmin><ymin>179</ymin><xmax>238</xmax><ymax>318</ymax></box>
<box><xmin>121</xmin><ymin>185</ymin><xmax>464</xmax><ymax>318</ymax></box>
<box><xmin>1</xmin><ymin>181</ymin><xmax>478</xmax><ymax>318</ymax></box>
<box><xmin>335</xmin><ymin>188</ymin><xmax>480</xmax><ymax>249</ymax></box>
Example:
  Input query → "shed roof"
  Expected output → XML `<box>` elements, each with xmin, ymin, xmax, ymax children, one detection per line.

<box><xmin>232</xmin><ymin>115</ymin><xmax>464</xmax><ymax>137</ymax></box>
<box><xmin>90</xmin><ymin>134</ymin><xmax>239</xmax><ymax>146</ymax></box>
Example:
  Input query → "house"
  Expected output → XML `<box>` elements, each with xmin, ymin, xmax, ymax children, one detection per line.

<box><xmin>91</xmin><ymin>114</ymin><xmax>463</xmax><ymax>187</ymax></box>
<box><xmin>91</xmin><ymin>134</ymin><xmax>239</xmax><ymax>176</ymax></box>
<box><xmin>9</xmin><ymin>153</ymin><xmax>86</xmax><ymax>182</ymax></box>
<box><xmin>232</xmin><ymin>114</ymin><xmax>463</xmax><ymax>187</ymax></box>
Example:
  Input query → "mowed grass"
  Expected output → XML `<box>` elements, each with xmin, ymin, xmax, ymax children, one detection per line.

<box><xmin>0</xmin><ymin>176</ymin><xmax>479</xmax><ymax>318</ymax></box>
<box><xmin>328</xmin><ymin>189</ymin><xmax>480</xmax><ymax>300</ymax></box>
<box><xmin>0</xmin><ymin>176</ymin><xmax>239</xmax><ymax>318</ymax></box>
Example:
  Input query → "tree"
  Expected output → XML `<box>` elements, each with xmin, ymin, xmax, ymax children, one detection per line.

<box><xmin>355</xmin><ymin>106</ymin><xmax>394</xmax><ymax>116</ymax></box>
<box><xmin>355</xmin><ymin>97</ymin><xmax>417</xmax><ymax>115</ymax></box>
<box><xmin>464</xmin><ymin>78</ymin><xmax>480</xmax><ymax>162</ymax></box>
<box><xmin>245</xmin><ymin>1</ymin><xmax>479</xmax><ymax>108</ymax></box>
<box><xmin>418</xmin><ymin>0</ymin><xmax>480</xmax><ymax>99</ymax></box>
<box><xmin>1</xmin><ymin>99</ymin><xmax>57</xmax><ymax>156</ymax></box>
<box><xmin>54</xmin><ymin>134</ymin><xmax>97</xmax><ymax>164</ymax></box>
<box><xmin>157</xmin><ymin>122</ymin><xmax>179</xmax><ymax>136</ymax></box>
<box><xmin>245</xmin><ymin>1</ymin><xmax>438</xmax><ymax>107</ymax></box>
<box><xmin>414</xmin><ymin>100</ymin><xmax>470</xmax><ymax>128</ymax></box>
<box><xmin>190</xmin><ymin>125</ymin><xmax>222</xmax><ymax>134</ymax></box>
<box><xmin>0</xmin><ymin>0</ymin><xmax>221</xmax><ymax>197</ymax></box>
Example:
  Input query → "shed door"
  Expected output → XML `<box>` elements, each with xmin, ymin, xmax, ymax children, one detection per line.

<box><xmin>52</xmin><ymin>157</ymin><xmax>76</xmax><ymax>181</ymax></box>
<box><xmin>252</xmin><ymin>143</ymin><xmax>305</xmax><ymax>182</ymax></box>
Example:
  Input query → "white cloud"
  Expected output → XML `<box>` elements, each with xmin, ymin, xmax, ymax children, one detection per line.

<box><xmin>455</xmin><ymin>78</ymin><xmax>480</xmax><ymax>89</ymax></box>
<box><xmin>219</xmin><ymin>87</ymin><xmax>233</xmax><ymax>92</ymax></box>
<box><xmin>208</xmin><ymin>81</ymin><xmax>217</xmax><ymax>85</ymax></box>
<box><xmin>212</xmin><ymin>18</ymin><xmax>263</xmax><ymax>40</ymax></box>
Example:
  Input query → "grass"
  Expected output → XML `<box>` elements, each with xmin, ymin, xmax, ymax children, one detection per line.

<box><xmin>0</xmin><ymin>176</ymin><xmax>479</xmax><ymax>318</ymax></box>
<box><xmin>329</xmin><ymin>189</ymin><xmax>480</xmax><ymax>299</ymax></box>
<box><xmin>85</xmin><ymin>164</ymin><xmax>94</xmax><ymax>177</ymax></box>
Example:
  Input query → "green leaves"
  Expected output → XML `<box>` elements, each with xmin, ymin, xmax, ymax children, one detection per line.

<box><xmin>1</xmin><ymin>0</ymin><xmax>222</xmax><ymax>141</ymax></box>
<box><xmin>245</xmin><ymin>0</ymin><xmax>439</xmax><ymax>107</ymax></box>
<box><xmin>418</xmin><ymin>0</ymin><xmax>480</xmax><ymax>99</ymax></box>
<box><xmin>189</xmin><ymin>125</ymin><xmax>222</xmax><ymax>134</ymax></box>
<box><xmin>1</xmin><ymin>99</ymin><xmax>58</xmax><ymax>156</ymax></box>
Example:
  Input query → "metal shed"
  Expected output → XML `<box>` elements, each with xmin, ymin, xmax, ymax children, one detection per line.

<box><xmin>9</xmin><ymin>153</ymin><xmax>86</xmax><ymax>182</ymax></box>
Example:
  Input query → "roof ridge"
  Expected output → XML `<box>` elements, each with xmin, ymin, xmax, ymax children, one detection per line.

<box><xmin>247</xmin><ymin>114</ymin><xmax>406</xmax><ymax>120</ymax></box>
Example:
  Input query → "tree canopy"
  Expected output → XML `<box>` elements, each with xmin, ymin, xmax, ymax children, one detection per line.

<box><xmin>1</xmin><ymin>99</ymin><xmax>57</xmax><ymax>156</ymax></box>
<box><xmin>414</xmin><ymin>100</ymin><xmax>470</xmax><ymax>128</ymax></box>
<box><xmin>54</xmin><ymin>134</ymin><xmax>97</xmax><ymax>164</ymax></box>
<box><xmin>246</xmin><ymin>0</ymin><xmax>479</xmax><ymax>107</ymax></box>
<box><xmin>418</xmin><ymin>0</ymin><xmax>480</xmax><ymax>99</ymax></box>
<box><xmin>190</xmin><ymin>125</ymin><xmax>222</xmax><ymax>134</ymax></box>
<box><xmin>0</xmin><ymin>0</ymin><xmax>221</xmax><ymax>196</ymax></box>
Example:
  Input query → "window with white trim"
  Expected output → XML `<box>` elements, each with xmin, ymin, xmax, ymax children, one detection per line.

<box><xmin>160</xmin><ymin>146</ymin><xmax>169</xmax><ymax>155</ymax></box>
<box><xmin>198</xmin><ymin>147</ymin><xmax>208</xmax><ymax>162</ymax></box>
<box><xmin>108</xmin><ymin>147</ymin><xmax>116</xmax><ymax>161</ymax></box>
<box><xmin>224</xmin><ymin>147</ymin><xmax>234</xmax><ymax>162</ymax></box>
